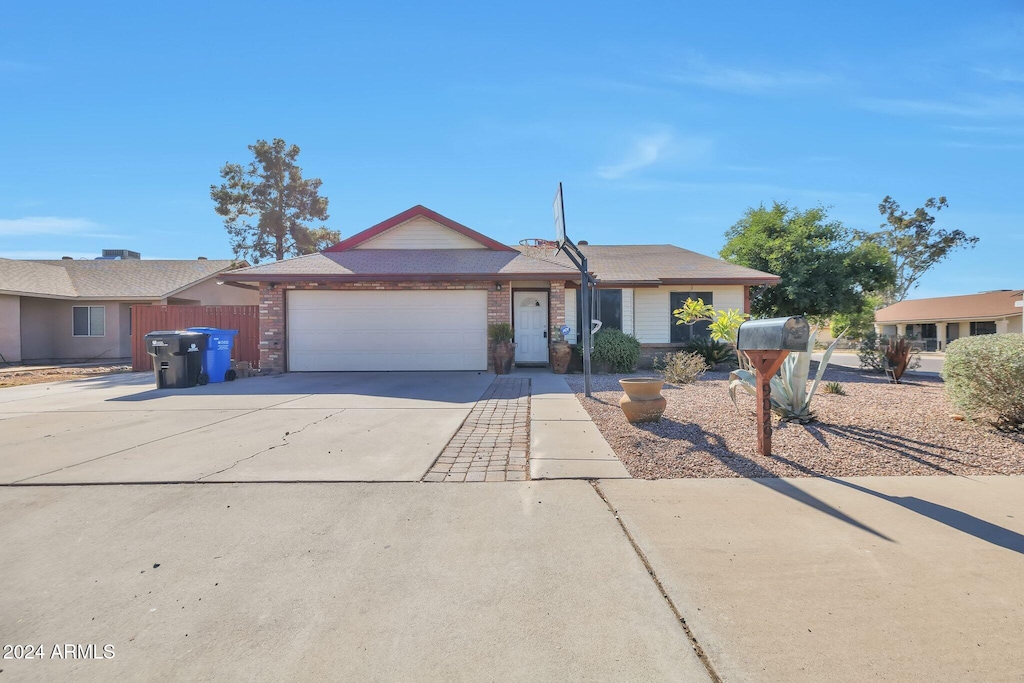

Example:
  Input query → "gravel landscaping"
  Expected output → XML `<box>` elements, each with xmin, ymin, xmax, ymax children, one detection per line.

<box><xmin>566</xmin><ymin>366</ymin><xmax>1024</xmax><ymax>479</ymax></box>
<box><xmin>0</xmin><ymin>363</ymin><xmax>132</xmax><ymax>388</ymax></box>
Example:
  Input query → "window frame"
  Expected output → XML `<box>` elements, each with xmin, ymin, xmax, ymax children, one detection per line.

<box><xmin>969</xmin><ymin>321</ymin><xmax>997</xmax><ymax>336</ymax></box>
<box><xmin>575</xmin><ymin>287</ymin><xmax>624</xmax><ymax>343</ymax></box>
<box><xmin>669</xmin><ymin>291</ymin><xmax>713</xmax><ymax>344</ymax></box>
<box><xmin>72</xmin><ymin>305</ymin><xmax>106</xmax><ymax>337</ymax></box>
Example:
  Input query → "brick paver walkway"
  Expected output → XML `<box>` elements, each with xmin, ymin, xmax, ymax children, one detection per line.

<box><xmin>424</xmin><ymin>377</ymin><xmax>530</xmax><ymax>482</ymax></box>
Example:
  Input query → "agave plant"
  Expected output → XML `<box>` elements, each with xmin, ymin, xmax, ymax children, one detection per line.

<box><xmin>728</xmin><ymin>327</ymin><xmax>845</xmax><ymax>424</ymax></box>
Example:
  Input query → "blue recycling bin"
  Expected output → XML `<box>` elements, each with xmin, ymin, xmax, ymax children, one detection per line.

<box><xmin>186</xmin><ymin>327</ymin><xmax>239</xmax><ymax>383</ymax></box>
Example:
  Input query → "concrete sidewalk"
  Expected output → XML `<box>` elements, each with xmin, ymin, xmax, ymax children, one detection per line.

<box><xmin>600</xmin><ymin>475</ymin><xmax>1024</xmax><ymax>682</ymax></box>
<box><xmin>522</xmin><ymin>370</ymin><xmax>630</xmax><ymax>480</ymax></box>
<box><xmin>0</xmin><ymin>482</ymin><xmax>707</xmax><ymax>682</ymax></box>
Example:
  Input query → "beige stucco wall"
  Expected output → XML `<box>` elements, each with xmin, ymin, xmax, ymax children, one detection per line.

<box><xmin>634</xmin><ymin>285</ymin><xmax>745</xmax><ymax>344</ymax></box>
<box><xmin>0</xmin><ymin>294</ymin><xmax>22</xmax><ymax>363</ymax></box>
<box><xmin>20</xmin><ymin>297</ymin><xmax>131</xmax><ymax>362</ymax></box>
<box><xmin>166</xmin><ymin>278</ymin><xmax>259</xmax><ymax>306</ymax></box>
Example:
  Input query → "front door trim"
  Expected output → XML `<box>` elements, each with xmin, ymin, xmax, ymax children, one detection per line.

<box><xmin>512</xmin><ymin>289</ymin><xmax>549</xmax><ymax>365</ymax></box>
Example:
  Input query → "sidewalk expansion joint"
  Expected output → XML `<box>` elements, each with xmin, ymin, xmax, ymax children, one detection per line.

<box><xmin>591</xmin><ymin>480</ymin><xmax>722</xmax><ymax>683</ymax></box>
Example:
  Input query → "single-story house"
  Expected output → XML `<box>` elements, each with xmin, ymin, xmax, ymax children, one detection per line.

<box><xmin>874</xmin><ymin>289</ymin><xmax>1024</xmax><ymax>351</ymax></box>
<box><xmin>0</xmin><ymin>254</ymin><xmax>258</xmax><ymax>364</ymax></box>
<box><xmin>220</xmin><ymin>205</ymin><xmax>779</xmax><ymax>373</ymax></box>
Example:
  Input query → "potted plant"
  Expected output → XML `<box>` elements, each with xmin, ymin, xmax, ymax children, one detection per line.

<box><xmin>488</xmin><ymin>322</ymin><xmax>516</xmax><ymax>375</ymax></box>
<box><xmin>618</xmin><ymin>377</ymin><xmax>667</xmax><ymax>423</ymax></box>
<box><xmin>549</xmin><ymin>328</ymin><xmax>571</xmax><ymax>374</ymax></box>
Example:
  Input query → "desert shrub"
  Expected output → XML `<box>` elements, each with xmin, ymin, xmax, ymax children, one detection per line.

<box><xmin>823</xmin><ymin>381</ymin><xmax>846</xmax><ymax>395</ymax></box>
<box><xmin>858</xmin><ymin>331</ymin><xmax>921</xmax><ymax>375</ymax></box>
<box><xmin>942</xmin><ymin>334</ymin><xmax>1024</xmax><ymax>432</ymax></box>
<box><xmin>682</xmin><ymin>337</ymin><xmax>737</xmax><ymax>369</ymax></box>
<box><xmin>591</xmin><ymin>328</ymin><xmax>641</xmax><ymax>372</ymax></box>
<box><xmin>656</xmin><ymin>351</ymin><xmax>708</xmax><ymax>384</ymax></box>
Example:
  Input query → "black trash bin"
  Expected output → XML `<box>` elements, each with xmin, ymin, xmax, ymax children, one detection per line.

<box><xmin>144</xmin><ymin>330</ymin><xmax>208</xmax><ymax>388</ymax></box>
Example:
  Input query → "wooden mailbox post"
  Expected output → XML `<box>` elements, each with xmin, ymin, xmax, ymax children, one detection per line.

<box><xmin>735</xmin><ymin>316</ymin><xmax>811</xmax><ymax>456</ymax></box>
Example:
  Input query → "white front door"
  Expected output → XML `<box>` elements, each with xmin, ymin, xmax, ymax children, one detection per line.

<box><xmin>513</xmin><ymin>291</ymin><xmax>549</xmax><ymax>364</ymax></box>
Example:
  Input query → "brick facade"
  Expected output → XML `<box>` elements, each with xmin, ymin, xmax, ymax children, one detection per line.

<box><xmin>258</xmin><ymin>280</ymin><xmax>521</xmax><ymax>374</ymax></box>
<box><xmin>549</xmin><ymin>280</ymin><xmax>566</xmax><ymax>338</ymax></box>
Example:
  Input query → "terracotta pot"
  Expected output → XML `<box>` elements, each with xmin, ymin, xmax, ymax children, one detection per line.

<box><xmin>492</xmin><ymin>341</ymin><xmax>516</xmax><ymax>375</ymax></box>
<box><xmin>549</xmin><ymin>341</ymin><xmax>571</xmax><ymax>374</ymax></box>
<box><xmin>618</xmin><ymin>377</ymin><xmax>667</xmax><ymax>423</ymax></box>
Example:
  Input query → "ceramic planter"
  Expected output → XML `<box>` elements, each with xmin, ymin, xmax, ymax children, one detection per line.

<box><xmin>492</xmin><ymin>341</ymin><xmax>516</xmax><ymax>375</ymax></box>
<box><xmin>618</xmin><ymin>377</ymin><xmax>667</xmax><ymax>423</ymax></box>
<box><xmin>549</xmin><ymin>341</ymin><xmax>571</xmax><ymax>374</ymax></box>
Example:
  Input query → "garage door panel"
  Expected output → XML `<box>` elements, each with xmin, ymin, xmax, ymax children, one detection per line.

<box><xmin>287</xmin><ymin>290</ymin><xmax>489</xmax><ymax>371</ymax></box>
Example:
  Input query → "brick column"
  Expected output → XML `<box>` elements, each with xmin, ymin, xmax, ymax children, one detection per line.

<box><xmin>487</xmin><ymin>282</ymin><xmax>512</xmax><ymax>372</ymax></box>
<box><xmin>259</xmin><ymin>284</ymin><xmax>286</xmax><ymax>374</ymax></box>
<box><xmin>549</xmin><ymin>280</ymin><xmax>566</xmax><ymax>337</ymax></box>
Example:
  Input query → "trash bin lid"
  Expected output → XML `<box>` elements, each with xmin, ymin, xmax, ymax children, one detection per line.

<box><xmin>186</xmin><ymin>327</ymin><xmax>238</xmax><ymax>336</ymax></box>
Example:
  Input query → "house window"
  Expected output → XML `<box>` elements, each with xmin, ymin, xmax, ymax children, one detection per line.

<box><xmin>670</xmin><ymin>292</ymin><xmax>713</xmax><ymax>343</ymax></box>
<box><xmin>575</xmin><ymin>288</ymin><xmax>623</xmax><ymax>340</ymax></box>
<box><xmin>72</xmin><ymin>306</ymin><xmax>106</xmax><ymax>337</ymax></box>
<box><xmin>970</xmin><ymin>321</ymin><xmax>997</xmax><ymax>336</ymax></box>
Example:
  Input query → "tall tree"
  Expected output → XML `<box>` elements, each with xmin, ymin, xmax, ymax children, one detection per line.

<box><xmin>859</xmin><ymin>196</ymin><xmax>978</xmax><ymax>303</ymax></box>
<box><xmin>211</xmin><ymin>138</ymin><xmax>338</xmax><ymax>263</ymax></box>
<box><xmin>720</xmin><ymin>202</ymin><xmax>895</xmax><ymax>318</ymax></box>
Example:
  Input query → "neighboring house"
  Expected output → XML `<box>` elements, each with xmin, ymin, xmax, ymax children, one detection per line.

<box><xmin>220</xmin><ymin>205</ymin><xmax>779</xmax><ymax>373</ymax></box>
<box><xmin>0</xmin><ymin>254</ymin><xmax>258</xmax><ymax>364</ymax></box>
<box><xmin>874</xmin><ymin>289</ymin><xmax>1024</xmax><ymax>351</ymax></box>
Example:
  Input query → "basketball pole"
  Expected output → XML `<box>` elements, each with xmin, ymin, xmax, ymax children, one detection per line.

<box><xmin>553</xmin><ymin>182</ymin><xmax>592</xmax><ymax>397</ymax></box>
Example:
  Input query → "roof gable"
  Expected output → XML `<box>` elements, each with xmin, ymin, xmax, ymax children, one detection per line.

<box><xmin>325</xmin><ymin>205</ymin><xmax>515</xmax><ymax>252</ymax></box>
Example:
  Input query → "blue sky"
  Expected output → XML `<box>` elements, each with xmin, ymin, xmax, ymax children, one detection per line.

<box><xmin>1</xmin><ymin>1</ymin><xmax>1021</xmax><ymax>298</ymax></box>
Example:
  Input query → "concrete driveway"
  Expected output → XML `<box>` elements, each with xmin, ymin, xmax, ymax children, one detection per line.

<box><xmin>0</xmin><ymin>482</ymin><xmax>708</xmax><ymax>681</ymax></box>
<box><xmin>0</xmin><ymin>372</ymin><xmax>494</xmax><ymax>484</ymax></box>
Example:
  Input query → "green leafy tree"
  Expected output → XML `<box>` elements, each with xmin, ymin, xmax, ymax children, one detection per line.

<box><xmin>720</xmin><ymin>202</ymin><xmax>895</xmax><ymax>318</ymax></box>
<box><xmin>830</xmin><ymin>292</ymin><xmax>885</xmax><ymax>340</ymax></box>
<box><xmin>211</xmin><ymin>138</ymin><xmax>338</xmax><ymax>264</ymax></box>
<box><xmin>859</xmin><ymin>196</ymin><xmax>978</xmax><ymax>303</ymax></box>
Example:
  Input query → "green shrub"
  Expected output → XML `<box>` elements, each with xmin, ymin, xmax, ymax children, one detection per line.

<box><xmin>682</xmin><ymin>337</ymin><xmax>737</xmax><ymax>369</ymax></box>
<box><xmin>942</xmin><ymin>334</ymin><xmax>1024</xmax><ymax>432</ymax></box>
<box><xmin>823</xmin><ymin>381</ymin><xmax>846</xmax><ymax>395</ymax></box>
<box><xmin>487</xmin><ymin>322</ymin><xmax>514</xmax><ymax>343</ymax></box>
<box><xmin>655</xmin><ymin>351</ymin><xmax>708</xmax><ymax>384</ymax></box>
<box><xmin>591</xmin><ymin>328</ymin><xmax>641</xmax><ymax>372</ymax></box>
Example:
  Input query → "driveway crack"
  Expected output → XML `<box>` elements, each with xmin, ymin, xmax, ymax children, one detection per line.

<box><xmin>196</xmin><ymin>409</ymin><xmax>345</xmax><ymax>481</ymax></box>
<box><xmin>591</xmin><ymin>480</ymin><xmax>723</xmax><ymax>683</ymax></box>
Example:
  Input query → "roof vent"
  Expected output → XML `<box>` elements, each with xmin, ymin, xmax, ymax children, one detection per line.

<box><xmin>197</xmin><ymin>256</ymin><xmax>208</xmax><ymax>260</ymax></box>
<box><xmin>102</xmin><ymin>249</ymin><xmax>141</xmax><ymax>260</ymax></box>
<box><xmin>578</xmin><ymin>240</ymin><xmax>589</xmax><ymax>245</ymax></box>
<box><xmin>61</xmin><ymin>256</ymin><xmax>73</xmax><ymax>260</ymax></box>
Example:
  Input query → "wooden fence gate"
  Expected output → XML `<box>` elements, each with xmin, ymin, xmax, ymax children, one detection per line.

<box><xmin>131</xmin><ymin>305</ymin><xmax>260</xmax><ymax>372</ymax></box>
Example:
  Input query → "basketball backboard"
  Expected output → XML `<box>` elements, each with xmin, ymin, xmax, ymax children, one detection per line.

<box><xmin>553</xmin><ymin>182</ymin><xmax>566</xmax><ymax>248</ymax></box>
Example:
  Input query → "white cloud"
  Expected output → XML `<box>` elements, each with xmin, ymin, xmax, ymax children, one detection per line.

<box><xmin>859</xmin><ymin>94</ymin><xmax>1024</xmax><ymax>119</ymax></box>
<box><xmin>0</xmin><ymin>216</ymin><xmax>119</xmax><ymax>238</ymax></box>
<box><xmin>975</xmin><ymin>67</ymin><xmax>1024</xmax><ymax>83</ymax></box>
<box><xmin>597</xmin><ymin>130</ymin><xmax>712</xmax><ymax>180</ymax></box>
<box><xmin>668</xmin><ymin>58</ymin><xmax>832</xmax><ymax>94</ymax></box>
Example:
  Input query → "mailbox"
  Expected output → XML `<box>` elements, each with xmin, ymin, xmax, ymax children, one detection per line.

<box><xmin>736</xmin><ymin>316</ymin><xmax>810</xmax><ymax>352</ymax></box>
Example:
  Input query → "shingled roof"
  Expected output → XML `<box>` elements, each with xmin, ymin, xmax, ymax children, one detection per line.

<box><xmin>0</xmin><ymin>258</ymin><xmax>241</xmax><ymax>300</ymax></box>
<box><xmin>516</xmin><ymin>244</ymin><xmax>780</xmax><ymax>285</ymax></box>
<box><xmin>875</xmin><ymin>290</ymin><xmax>1024</xmax><ymax>323</ymax></box>
<box><xmin>223</xmin><ymin>250</ymin><xmax>578</xmax><ymax>281</ymax></box>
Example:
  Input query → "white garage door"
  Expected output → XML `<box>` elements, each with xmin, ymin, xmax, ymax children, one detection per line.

<box><xmin>287</xmin><ymin>290</ymin><xmax>488</xmax><ymax>371</ymax></box>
